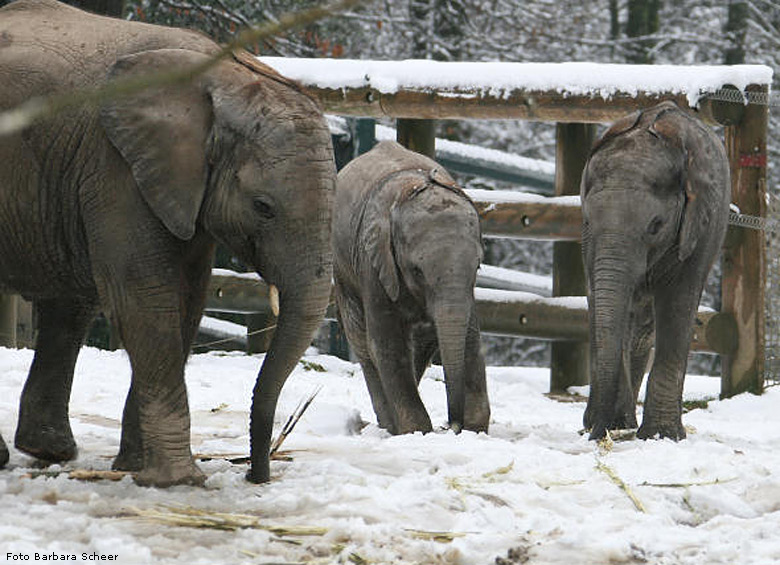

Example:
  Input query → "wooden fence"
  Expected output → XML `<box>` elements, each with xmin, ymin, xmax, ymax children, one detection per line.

<box><xmin>255</xmin><ymin>58</ymin><xmax>770</xmax><ymax>398</ymax></box>
<box><xmin>2</xmin><ymin>60</ymin><xmax>773</xmax><ymax>399</ymax></box>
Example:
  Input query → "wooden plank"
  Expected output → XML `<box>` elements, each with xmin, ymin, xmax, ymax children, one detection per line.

<box><xmin>550</xmin><ymin>123</ymin><xmax>595</xmax><ymax>392</ymax></box>
<box><xmin>475</xmin><ymin>288</ymin><xmax>733</xmax><ymax>354</ymax></box>
<box><xmin>204</xmin><ymin>271</ymin><xmax>736</xmax><ymax>355</ymax></box>
<box><xmin>721</xmin><ymin>84</ymin><xmax>768</xmax><ymax>397</ymax></box>
<box><xmin>207</xmin><ymin>271</ymin><xmax>272</xmax><ymax>314</ymax></box>
<box><xmin>468</xmin><ymin>193</ymin><xmax>583</xmax><ymax>241</ymax></box>
<box><xmin>310</xmin><ymin>86</ymin><xmax>703</xmax><ymax>123</ymax></box>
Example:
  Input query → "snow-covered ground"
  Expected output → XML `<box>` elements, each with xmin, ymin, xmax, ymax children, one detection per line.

<box><xmin>1</xmin><ymin>346</ymin><xmax>779</xmax><ymax>564</ymax></box>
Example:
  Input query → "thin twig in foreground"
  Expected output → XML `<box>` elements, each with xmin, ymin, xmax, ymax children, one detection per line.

<box><xmin>0</xmin><ymin>0</ymin><xmax>362</xmax><ymax>136</ymax></box>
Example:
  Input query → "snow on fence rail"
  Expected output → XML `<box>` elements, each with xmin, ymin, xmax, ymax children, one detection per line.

<box><xmin>257</xmin><ymin>57</ymin><xmax>771</xmax><ymax>397</ymax></box>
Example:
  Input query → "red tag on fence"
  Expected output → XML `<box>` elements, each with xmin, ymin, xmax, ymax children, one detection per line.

<box><xmin>739</xmin><ymin>153</ymin><xmax>767</xmax><ymax>168</ymax></box>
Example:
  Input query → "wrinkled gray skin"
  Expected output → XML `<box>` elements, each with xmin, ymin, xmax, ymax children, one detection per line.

<box><xmin>333</xmin><ymin>141</ymin><xmax>490</xmax><ymax>435</ymax></box>
<box><xmin>0</xmin><ymin>0</ymin><xmax>334</xmax><ymax>485</ymax></box>
<box><xmin>581</xmin><ymin>101</ymin><xmax>729</xmax><ymax>441</ymax></box>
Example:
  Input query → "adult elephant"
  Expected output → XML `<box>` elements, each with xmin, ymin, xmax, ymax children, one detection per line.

<box><xmin>581</xmin><ymin>101</ymin><xmax>730</xmax><ymax>441</ymax></box>
<box><xmin>333</xmin><ymin>141</ymin><xmax>490</xmax><ymax>435</ymax></box>
<box><xmin>0</xmin><ymin>0</ymin><xmax>334</xmax><ymax>486</ymax></box>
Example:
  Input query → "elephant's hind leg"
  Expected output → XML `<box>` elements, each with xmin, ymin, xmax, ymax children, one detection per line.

<box><xmin>335</xmin><ymin>284</ymin><xmax>395</xmax><ymax>431</ymax></box>
<box><xmin>14</xmin><ymin>297</ymin><xmax>96</xmax><ymax>462</ymax></box>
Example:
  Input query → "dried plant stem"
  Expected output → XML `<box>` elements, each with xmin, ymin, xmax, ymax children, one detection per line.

<box><xmin>270</xmin><ymin>386</ymin><xmax>322</xmax><ymax>457</ymax></box>
<box><xmin>595</xmin><ymin>460</ymin><xmax>647</xmax><ymax>513</ymax></box>
<box><xmin>131</xmin><ymin>505</ymin><xmax>328</xmax><ymax>535</ymax></box>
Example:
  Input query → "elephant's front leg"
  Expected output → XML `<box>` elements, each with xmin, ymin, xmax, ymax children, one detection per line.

<box><xmin>638</xmin><ymin>280</ymin><xmax>700</xmax><ymax>441</ymax></box>
<box><xmin>411</xmin><ymin>322</ymin><xmax>438</xmax><ymax>385</ymax></box>
<box><xmin>14</xmin><ymin>297</ymin><xmax>96</xmax><ymax>462</ymax></box>
<box><xmin>113</xmin><ymin>238</ymin><xmax>213</xmax><ymax>474</ymax></box>
<box><xmin>110</xmin><ymin>284</ymin><xmax>205</xmax><ymax>486</ymax></box>
<box><xmin>463</xmin><ymin>307</ymin><xmax>490</xmax><ymax>433</ymax></box>
<box><xmin>366</xmin><ymin>295</ymin><xmax>432</xmax><ymax>435</ymax></box>
<box><xmin>612</xmin><ymin>294</ymin><xmax>654</xmax><ymax>430</ymax></box>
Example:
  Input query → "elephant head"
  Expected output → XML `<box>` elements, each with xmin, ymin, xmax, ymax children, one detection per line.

<box><xmin>580</xmin><ymin>101</ymin><xmax>730</xmax><ymax>440</ymax></box>
<box><xmin>388</xmin><ymin>175</ymin><xmax>487</xmax><ymax>431</ymax></box>
<box><xmin>100</xmin><ymin>49</ymin><xmax>335</xmax><ymax>482</ymax></box>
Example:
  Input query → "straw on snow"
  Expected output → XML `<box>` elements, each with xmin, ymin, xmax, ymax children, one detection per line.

<box><xmin>130</xmin><ymin>505</ymin><xmax>328</xmax><ymax>536</ymax></box>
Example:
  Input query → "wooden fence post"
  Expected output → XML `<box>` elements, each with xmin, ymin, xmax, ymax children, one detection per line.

<box><xmin>0</xmin><ymin>294</ymin><xmax>17</xmax><ymax>348</ymax></box>
<box><xmin>550</xmin><ymin>123</ymin><xmax>595</xmax><ymax>392</ymax></box>
<box><xmin>397</xmin><ymin>119</ymin><xmax>435</xmax><ymax>158</ymax></box>
<box><xmin>721</xmin><ymin>85</ymin><xmax>768</xmax><ymax>397</ymax></box>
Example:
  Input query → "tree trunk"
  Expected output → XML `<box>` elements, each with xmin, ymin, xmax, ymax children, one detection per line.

<box><xmin>63</xmin><ymin>0</ymin><xmax>124</xmax><ymax>17</ymax></box>
<box><xmin>625</xmin><ymin>0</ymin><xmax>661</xmax><ymax>64</ymax></box>
<box><xmin>724</xmin><ymin>0</ymin><xmax>748</xmax><ymax>65</ymax></box>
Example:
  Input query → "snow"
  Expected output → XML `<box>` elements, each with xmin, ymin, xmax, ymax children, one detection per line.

<box><xmin>477</xmin><ymin>264</ymin><xmax>552</xmax><ymax>296</ymax></box>
<box><xmin>2</xmin><ymin>346</ymin><xmax>780</xmax><ymax>564</ymax></box>
<box><xmin>373</xmin><ymin>124</ymin><xmax>556</xmax><ymax>178</ymax></box>
<box><xmin>466</xmin><ymin>188</ymin><xmax>581</xmax><ymax>207</ymax></box>
<box><xmin>261</xmin><ymin>58</ymin><xmax>773</xmax><ymax>107</ymax></box>
<box><xmin>476</xmin><ymin>287</ymin><xmax>587</xmax><ymax>311</ymax></box>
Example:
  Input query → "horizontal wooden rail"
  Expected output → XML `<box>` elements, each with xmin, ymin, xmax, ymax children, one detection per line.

<box><xmin>466</xmin><ymin>189</ymin><xmax>582</xmax><ymax>241</ymax></box>
<box><xmin>314</xmin><ymin>87</ymin><xmax>703</xmax><ymax>123</ymax></box>
<box><xmin>208</xmin><ymin>269</ymin><xmax>273</xmax><ymax>313</ymax></box>
<box><xmin>206</xmin><ymin>271</ymin><xmax>737</xmax><ymax>355</ymax></box>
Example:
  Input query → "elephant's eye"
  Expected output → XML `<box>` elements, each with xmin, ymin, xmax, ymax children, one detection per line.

<box><xmin>253</xmin><ymin>197</ymin><xmax>276</xmax><ymax>220</ymax></box>
<box><xmin>647</xmin><ymin>216</ymin><xmax>664</xmax><ymax>235</ymax></box>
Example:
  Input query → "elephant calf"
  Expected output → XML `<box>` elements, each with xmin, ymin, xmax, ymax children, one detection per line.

<box><xmin>581</xmin><ymin>101</ymin><xmax>730</xmax><ymax>441</ymax></box>
<box><xmin>333</xmin><ymin>141</ymin><xmax>490</xmax><ymax>435</ymax></box>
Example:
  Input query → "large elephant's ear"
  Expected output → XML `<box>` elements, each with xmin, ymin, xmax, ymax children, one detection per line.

<box><xmin>650</xmin><ymin>109</ymin><xmax>726</xmax><ymax>262</ymax></box>
<box><xmin>678</xmin><ymin>142</ymin><xmax>725</xmax><ymax>262</ymax></box>
<box><xmin>100</xmin><ymin>49</ymin><xmax>213</xmax><ymax>240</ymax></box>
<box><xmin>362</xmin><ymin>195</ymin><xmax>399</xmax><ymax>302</ymax></box>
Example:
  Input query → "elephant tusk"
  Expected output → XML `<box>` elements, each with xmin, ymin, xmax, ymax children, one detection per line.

<box><xmin>269</xmin><ymin>284</ymin><xmax>280</xmax><ymax>317</ymax></box>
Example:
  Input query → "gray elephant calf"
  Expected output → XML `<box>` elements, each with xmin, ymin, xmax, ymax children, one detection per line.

<box><xmin>581</xmin><ymin>101</ymin><xmax>730</xmax><ymax>441</ymax></box>
<box><xmin>333</xmin><ymin>141</ymin><xmax>490</xmax><ymax>435</ymax></box>
<box><xmin>0</xmin><ymin>0</ymin><xmax>334</xmax><ymax>485</ymax></box>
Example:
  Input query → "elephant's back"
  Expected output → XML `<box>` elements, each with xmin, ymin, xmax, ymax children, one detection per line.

<box><xmin>0</xmin><ymin>0</ymin><xmax>219</xmax><ymax>108</ymax></box>
<box><xmin>338</xmin><ymin>142</ymin><xmax>440</xmax><ymax>189</ymax></box>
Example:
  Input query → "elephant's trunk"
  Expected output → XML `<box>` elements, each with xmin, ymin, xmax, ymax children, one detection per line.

<box><xmin>433</xmin><ymin>297</ymin><xmax>470</xmax><ymax>433</ymax></box>
<box><xmin>587</xmin><ymin>236</ymin><xmax>637</xmax><ymax>440</ymax></box>
<box><xmin>247</xmin><ymin>248</ymin><xmax>332</xmax><ymax>483</ymax></box>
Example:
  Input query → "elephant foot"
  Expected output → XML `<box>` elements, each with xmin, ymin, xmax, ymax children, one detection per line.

<box><xmin>584</xmin><ymin>401</ymin><xmax>637</xmax><ymax>440</ymax></box>
<box><xmin>15</xmin><ymin>421</ymin><xmax>77</xmax><ymax>462</ymax></box>
<box><xmin>0</xmin><ymin>434</ymin><xmax>9</xmax><ymax>468</ymax></box>
<box><xmin>112</xmin><ymin>449</ymin><xmax>144</xmax><ymax>472</ymax></box>
<box><xmin>464</xmin><ymin>398</ymin><xmax>491</xmax><ymax>433</ymax></box>
<box><xmin>637</xmin><ymin>420</ymin><xmax>686</xmax><ymax>441</ymax></box>
<box><xmin>609</xmin><ymin>409</ymin><xmax>638</xmax><ymax>431</ymax></box>
<box><xmin>133</xmin><ymin>457</ymin><xmax>206</xmax><ymax>487</ymax></box>
<box><xmin>587</xmin><ymin>420</ymin><xmax>609</xmax><ymax>441</ymax></box>
<box><xmin>392</xmin><ymin>415</ymin><xmax>433</xmax><ymax>435</ymax></box>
